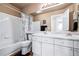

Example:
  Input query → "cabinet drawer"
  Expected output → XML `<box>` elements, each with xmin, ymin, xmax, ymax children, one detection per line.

<box><xmin>32</xmin><ymin>36</ymin><xmax>41</xmax><ymax>42</ymax></box>
<box><xmin>42</xmin><ymin>37</ymin><xmax>54</xmax><ymax>44</ymax></box>
<box><xmin>55</xmin><ymin>39</ymin><xmax>73</xmax><ymax>47</ymax></box>
<box><xmin>74</xmin><ymin>48</ymin><xmax>79</xmax><ymax>56</ymax></box>
<box><xmin>74</xmin><ymin>41</ymin><xmax>79</xmax><ymax>48</ymax></box>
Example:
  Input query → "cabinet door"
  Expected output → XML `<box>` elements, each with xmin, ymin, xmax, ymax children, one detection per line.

<box><xmin>32</xmin><ymin>40</ymin><xmax>42</xmax><ymax>55</ymax></box>
<box><xmin>32</xmin><ymin>36</ymin><xmax>41</xmax><ymax>42</ymax></box>
<box><xmin>42</xmin><ymin>43</ymin><xmax>54</xmax><ymax>56</ymax></box>
<box><xmin>74</xmin><ymin>48</ymin><xmax>79</xmax><ymax>56</ymax></box>
<box><xmin>55</xmin><ymin>45</ymin><xmax>73</xmax><ymax>56</ymax></box>
<box><xmin>74</xmin><ymin>41</ymin><xmax>79</xmax><ymax>49</ymax></box>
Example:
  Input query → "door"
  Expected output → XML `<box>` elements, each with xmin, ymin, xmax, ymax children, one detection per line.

<box><xmin>54</xmin><ymin>45</ymin><xmax>73</xmax><ymax>56</ymax></box>
<box><xmin>42</xmin><ymin>43</ymin><xmax>54</xmax><ymax>56</ymax></box>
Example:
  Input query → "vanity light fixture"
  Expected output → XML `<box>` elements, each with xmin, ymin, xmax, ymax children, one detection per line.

<box><xmin>41</xmin><ymin>3</ymin><xmax>64</xmax><ymax>10</ymax></box>
<box><xmin>36</xmin><ymin>3</ymin><xmax>64</xmax><ymax>14</ymax></box>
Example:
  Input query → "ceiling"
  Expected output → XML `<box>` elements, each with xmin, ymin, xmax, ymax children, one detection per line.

<box><xmin>11</xmin><ymin>3</ymin><xmax>73</xmax><ymax>15</ymax></box>
<box><xmin>11</xmin><ymin>3</ymin><xmax>59</xmax><ymax>10</ymax></box>
<box><xmin>11</xmin><ymin>3</ymin><xmax>32</xmax><ymax>9</ymax></box>
<box><xmin>31</xmin><ymin>3</ymin><xmax>72</xmax><ymax>15</ymax></box>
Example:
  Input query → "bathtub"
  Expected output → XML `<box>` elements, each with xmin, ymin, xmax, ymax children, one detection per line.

<box><xmin>0</xmin><ymin>42</ymin><xmax>21</xmax><ymax>56</ymax></box>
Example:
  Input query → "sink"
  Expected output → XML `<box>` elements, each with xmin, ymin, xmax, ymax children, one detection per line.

<box><xmin>72</xmin><ymin>35</ymin><xmax>79</xmax><ymax>38</ymax></box>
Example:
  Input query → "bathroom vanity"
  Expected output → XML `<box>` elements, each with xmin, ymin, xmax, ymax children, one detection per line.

<box><xmin>32</xmin><ymin>32</ymin><xmax>79</xmax><ymax>56</ymax></box>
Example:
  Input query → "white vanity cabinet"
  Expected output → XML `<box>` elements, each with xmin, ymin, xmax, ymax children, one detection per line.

<box><xmin>32</xmin><ymin>33</ymin><xmax>79</xmax><ymax>56</ymax></box>
<box><xmin>54</xmin><ymin>45</ymin><xmax>73</xmax><ymax>56</ymax></box>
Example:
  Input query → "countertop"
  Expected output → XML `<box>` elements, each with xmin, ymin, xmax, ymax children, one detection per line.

<box><xmin>32</xmin><ymin>32</ymin><xmax>79</xmax><ymax>41</ymax></box>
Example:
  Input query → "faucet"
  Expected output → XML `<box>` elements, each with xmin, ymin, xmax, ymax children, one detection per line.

<box><xmin>66</xmin><ymin>32</ymin><xmax>72</xmax><ymax>36</ymax></box>
<box><xmin>44</xmin><ymin>27</ymin><xmax>48</xmax><ymax>34</ymax></box>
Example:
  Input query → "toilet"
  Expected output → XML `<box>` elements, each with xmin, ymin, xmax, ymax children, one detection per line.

<box><xmin>20</xmin><ymin>40</ymin><xmax>31</xmax><ymax>55</ymax></box>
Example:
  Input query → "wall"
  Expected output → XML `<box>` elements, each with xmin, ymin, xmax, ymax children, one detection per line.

<box><xmin>34</xmin><ymin>9</ymin><xmax>66</xmax><ymax>31</ymax></box>
<box><xmin>33</xmin><ymin>4</ymin><xmax>75</xmax><ymax>31</ymax></box>
<box><xmin>0</xmin><ymin>4</ymin><xmax>21</xmax><ymax>17</ymax></box>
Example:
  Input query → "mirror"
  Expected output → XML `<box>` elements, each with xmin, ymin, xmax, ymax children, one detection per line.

<box><xmin>51</xmin><ymin>8</ymin><xmax>79</xmax><ymax>32</ymax></box>
<box><xmin>51</xmin><ymin>9</ymin><xmax>69</xmax><ymax>32</ymax></box>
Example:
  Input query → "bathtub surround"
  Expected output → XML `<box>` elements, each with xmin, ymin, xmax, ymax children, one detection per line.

<box><xmin>0</xmin><ymin>12</ymin><xmax>22</xmax><ymax>55</ymax></box>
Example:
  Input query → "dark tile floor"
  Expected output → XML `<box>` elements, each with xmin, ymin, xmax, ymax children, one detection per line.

<box><xmin>14</xmin><ymin>51</ymin><xmax>32</xmax><ymax>56</ymax></box>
